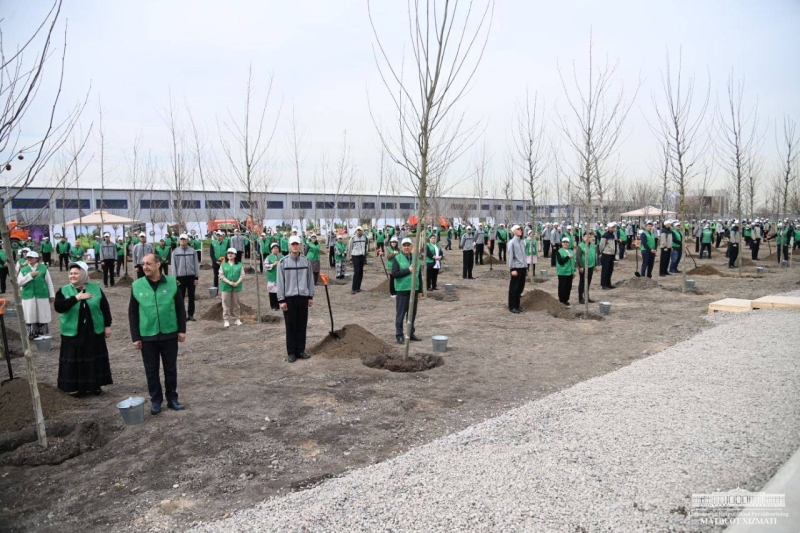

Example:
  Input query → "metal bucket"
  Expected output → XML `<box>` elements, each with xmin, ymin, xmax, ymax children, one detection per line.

<box><xmin>431</xmin><ymin>335</ymin><xmax>449</xmax><ymax>353</ymax></box>
<box><xmin>755</xmin><ymin>266</ymin><xmax>764</xmax><ymax>275</ymax></box>
<box><xmin>5</xmin><ymin>308</ymin><xmax>17</xmax><ymax>318</ymax></box>
<box><xmin>540</xmin><ymin>269</ymin><xmax>548</xmax><ymax>278</ymax></box>
<box><xmin>598</xmin><ymin>301</ymin><xmax>611</xmax><ymax>315</ymax></box>
<box><xmin>208</xmin><ymin>286</ymin><xmax>218</xmax><ymax>297</ymax></box>
<box><xmin>686</xmin><ymin>279</ymin><xmax>696</xmax><ymax>291</ymax></box>
<box><xmin>444</xmin><ymin>283</ymin><xmax>454</xmax><ymax>293</ymax></box>
<box><xmin>116</xmin><ymin>397</ymin><xmax>146</xmax><ymax>425</ymax></box>
<box><xmin>443</xmin><ymin>265</ymin><xmax>450</xmax><ymax>272</ymax></box>
<box><xmin>33</xmin><ymin>336</ymin><xmax>52</xmax><ymax>352</ymax></box>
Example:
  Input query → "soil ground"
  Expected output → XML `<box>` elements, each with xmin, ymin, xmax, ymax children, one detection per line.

<box><xmin>0</xmin><ymin>244</ymin><xmax>798</xmax><ymax>532</ymax></box>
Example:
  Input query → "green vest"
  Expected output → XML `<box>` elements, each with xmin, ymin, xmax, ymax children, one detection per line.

<box><xmin>93</xmin><ymin>242</ymin><xmax>101</xmax><ymax>254</ymax></box>
<box><xmin>525</xmin><ymin>238</ymin><xmax>537</xmax><ymax>256</ymax></box>
<box><xmin>618</xmin><ymin>227</ymin><xmax>627</xmax><ymax>241</ymax></box>
<box><xmin>306</xmin><ymin>242</ymin><xmax>320</xmax><ymax>261</ymax></box>
<box><xmin>280</xmin><ymin>237</ymin><xmax>289</xmax><ymax>252</ymax></box>
<box><xmin>163</xmin><ymin>237</ymin><xmax>173</xmax><ymax>249</ymax></box>
<box><xmin>132</xmin><ymin>276</ymin><xmax>179</xmax><ymax>337</ymax></box>
<box><xmin>393</xmin><ymin>253</ymin><xmax>420</xmax><ymax>292</ymax></box>
<box><xmin>220</xmin><ymin>262</ymin><xmax>243</xmax><ymax>292</ymax></box>
<box><xmin>56</xmin><ymin>241</ymin><xmax>70</xmax><ymax>254</ymax></box>
<box><xmin>671</xmin><ymin>228</ymin><xmax>683</xmax><ymax>249</ymax></box>
<box><xmin>640</xmin><ymin>231</ymin><xmax>656</xmax><ymax>251</ymax></box>
<box><xmin>21</xmin><ymin>264</ymin><xmax>49</xmax><ymax>299</ymax></box>
<box><xmin>334</xmin><ymin>242</ymin><xmax>347</xmax><ymax>261</ymax></box>
<box><xmin>155</xmin><ymin>245</ymin><xmax>171</xmax><ymax>264</ymax></box>
<box><xmin>211</xmin><ymin>239</ymin><xmax>229</xmax><ymax>261</ymax></box>
<box><xmin>60</xmin><ymin>283</ymin><xmax>105</xmax><ymax>336</ymax></box>
<box><xmin>116</xmin><ymin>242</ymin><xmax>125</xmax><ymax>256</ymax></box>
<box><xmin>40</xmin><ymin>241</ymin><xmax>53</xmax><ymax>253</ymax></box>
<box><xmin>701</xmin><ymin>228</ymin><xmax>713</xmax><ymax>243</ymax></box>
<box><xmin>578</xmin><ymin>242</ymin><xmax>596</xmax><ymax>268</ymax></box>
<box><xmin>376</xmin><ymin>231</ymin><xmax>385</xmax><ymax>243</ymax></box>
<box><xmin>70</xmin><ymin>246</ymin><xmax>84</xmax><ymax>260</ymax></box>
<box><xmin>556</xmin><ymin>248</ymin><xmax>575</xmax><ymax>276</ymax></box>
<box><xmin>743</xmin><ymin>227</ymin><xmax>752</xmax><ymax>238</ymax></box>
<box><xmin>0</xmin><ymin>249</ymin><xmax>6</xmax><ymax>264</ymax></box>
<box><xmin>259</xmin><ymin>238</ymin><xmax>270</xmax><ymax>255</ymax></box>
<box><xmin>192</xmin><ymin>238</ymin><xmax>202</xmax><ymax>251</ymax></box>
<box><xmin>776</xmin><ymin>229</ymin><xmax>787</xmax><ymax>246</ymax></box>
<box><xmin>426</xmin><ymin>243</ymin><xmax>436</xmax><ymax>264</ymax></box>
<box><xmin>265</xmin><ymin>253</ymin><xmax>279</xmax><ymax>283</ymax></box>
<box><xmin>497</xmin><ymin>229</ymin><xmax>507</xmax><ymax>243</ymax></box>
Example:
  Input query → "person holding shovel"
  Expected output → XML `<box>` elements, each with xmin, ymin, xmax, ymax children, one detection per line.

<box><xmin>277</xmin><ymin>236</ymin><xmax>315</xmax><ymax>363</ymax></box>
<box><xmin>576</xmin><ymin>232</ymin><xmax>596</xmax><ymax>305</ymax></box>
<box><xmin>128</xmin><ymin>253</ymin><xmax>187</xmax><ymax>415</ymax></box>
<box><xmin>264</xmin><ymin>242</ymin><xmax>281</xmax><ymax>311</ymax></box>
<box><xmin>219</xmin><ymin>248</ymin><xmax>244</xmax><ymax>328</ymax></box>
<box><xmin>392</xmin><ymin>238</ymin><xmax>423</xmax><ymax>344</ymax></box>
<box><xmin>555</xmin><ymin>237</ymin><xmax>575</xmax><ymax>307</ymax></box>
<box><xmin>54</xmin><ymin>261</ymin><xmax>113</xmax><ymax>396</ymax></box>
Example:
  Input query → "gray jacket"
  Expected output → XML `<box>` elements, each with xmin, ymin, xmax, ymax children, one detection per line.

<box><xmin>474</xmin><ymin>230</ymin><xmax>485</xmax><ymax>245</ymax></box>
<box><xmin>172</xmin><ymin>245</ymin><xmax>200</xmax><ymax>278</ymax></box>
<box><xmin>133</xmin><ymin>242</ymin><xmax>153</xmax><ymax>266</ymax></box>
<box><xmin>507</xmin><ymin>236</ymin><xmax>526</xmax><ymax>269</ymax></box>
<box><xmin>231</xmin><ymin>235</ymin><xmax>245</xmax><ymax>251</ymax></box>
<box><xmin>550</xmin><ymin>228</ymin><xmax>562</xmax><ymax>243</ymax></box>
<box><xmin>348</xmin><ymin>235</ymin><xmax>367</xmax><ymax>258</ymax></box>
<box><xmin>460</xmin><ymin>232</ymin><xmax>475</xmax><ymax>251</ymax></box>
<box><xmin>659</xmin><ymin>230</ymin><xmax>673</xmax><ymax>249</ymax></box>
<box><xmin>277</xmin><ymin>254</ymin><xmax>315</xmax><ymax>301</ymax></box>
<box><xmin>99</xmin><ymin>241</ymin><xmax>117</xmax><ymax>261</ymax></box>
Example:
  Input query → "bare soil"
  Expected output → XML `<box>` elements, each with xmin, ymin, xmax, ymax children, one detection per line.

<box><xmin>1</xmin><ymin>250</ymin><xmax>798</xmax><ymax>532</ymax></box>
<box><xmin>688</xmin><ymin>265</ymin><xmax>723</xmax><ymax>276</ymax></box>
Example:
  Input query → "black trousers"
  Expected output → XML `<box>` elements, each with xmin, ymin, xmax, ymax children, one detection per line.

<box><xmin>462</xmin><ymin>250</ymin><xmax>474</xmax><ymax>278</ymax></box>
<box><xmin>102</xmin><ymin>259</ymin><xmax>116</xmax><ymax>286</ymax></box>
<box><xmin>268</xmin><ymin>292</ymin><xmax>279</xmax><ymax>310</ymax></box>
<box><xmin>141</xmin><ymin>338</ymin><xmax>179</xmax><ymax>403</ymax></box>
<box><xmin>640</xmin><ymin>251</ymin><xmax>655</xmax><ymax>278</ymax></box>
<box><xmin>600</xmin><ymin>254</ymin><xmax>615</xmax><ymax>288</ymax></box>
<box><xmin>498</xmin><ymin>242</ymin><xmax>507</xmax><ymax>261</ymax></box>
<box><xmin>244</xmin><ymin>243</ymin><xmax>250</xmax><ymax>259</ymax></box>
<box><xmin>543</xmin><ymin>240</ymin><xmax>550</xmax><ymax>257</ymax></box>
<box><xmin>351</xmin><ymin>255</ymin><xmax>366</xmax><ymax>291</ymax></box>
<box><xmin>715</xmin><ymin>233</ymin><xmax>723</xmax><ymax>248</ymax></box>
<box><xmin>618</xmin><ymin>245</ymin><xmax>625</xmax><ymax>260</ymax></box>
<box><xmin>728</xmin><ymin>244</ymin><xmax>739</xmax><ymax>267</ymax></box>
<box><xmin>488</xmin><ymin>240</ymin><xmax>495</xmax><ymax>256</ymax></box>
<box><xmin>94</xmin><ymin>254</ymin><xmax>99</xmax><ymax>271</ymax></box>
<box><xmin>235</xmin><ymin>251</ymin><xmax>243</xmax><ymax>263</ymax></box>
<box><xmin>283</xmin><ymin>295</ymin><xmax>310</xmax><ymax>356</ymax></box>
<box><xmin>160</xmin><ymin>264</ymin><xmax>169</xmax><ymax>276</ymax></box>
<box><xmin>0</xmin><ymin>266</ymin><xmax>7</xmax><ymax>293</ymax></box>
<box><xmin>557</xmin><ymin>275</ymin><xmax>572</xmax><ymax>304</ymax></box>
<box><xmin>42</xmin><ymin>252</ymin><xmax>52</xmax><ymax>266</ymax></box>
<box><xmin>659</xmin><ymin>249</ymin><xmax>671</xmax><ymax>276</ymax></box>
<box><xmin>213</xmin><ymin>263</ymin><xmax>221</xmax><ymax>287</ymax></box>
<box><xmin>695</xmin><ymin>238</ymin><xmax>700</xmax><ymax>253</ymax></box>
<box><xmin>394</xmin><ymin>291</ymin><xmax>418</xmax><ymax>337</ymax></box>
<box><xmin>59</xmin><ymin>253</ymin><xmax>70</xmax><ymax>271</ymax></box>
<box><xmin>508</xmin><ymin>267</ymin><xmax>527</xmax><ymax>310</ymax></box>
<box><xmin>626</xmin><ymin>236</ymin><xmax>633</xmax><ymax>250</ymax></box>
<box><xmin>116</xmin><ymin>256</ymin><xmax>123</xmax><ymax>276</ymax></box>
<box><xmin>551</xmin><ymin>244</ymin><xmax>561</xmax><ymax>267</ymax></box>
<box><xmin>329</xmin><ymin>246</ymin><xmax>336</xmax><ymax>268</ymax></box>
<box><xmin>700</xmin><ymin>243</ymin><xmax>711</xmax><ymax>259</ymax></box>
<box><xmin>196</xmin><ymin>250</ymin><xmax>202</xmax><ymax>263</ymax></box>
<box><xmin>578</xmin><ymin>267</ymin><xmax>593</xmax><ymax>301</ymax></box>
<box><xmin>135</xmin><ymin>264</ymin><xmax>145</xmax><ymax>279</ymax></box>
<box><xmin>177</xmin><ymin>276</ymin><xmax>197</xmax><ymax>318</ymax></box>
<box><xmin>751</xmin><ymin>240</ymin><xmax>760</xmax><ymax>260</ymax></box>
<box><xmin>474</xmin><ymin>243</ymin><xmax>484</xmax><ymax>265</ymax></box>
<box><xmin>778</xmin><ymin>245</ymin><xmax>788</xmax><ymax>263</ymax></box>
<box><xmin>426</xmin><ymin>265</ymin><xmax>440</xmax><ymax>290</ymax></box>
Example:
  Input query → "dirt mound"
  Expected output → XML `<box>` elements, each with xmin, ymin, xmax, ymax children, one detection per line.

<box><xmin>688</xmin><ymin>265</ymin><xmax>722</xmax><ymax>276</ymax></box>
<box><xmin>309</xmin><ymin>324</ymin><xmax>395</xmax><ymax>359</ymax></box>
<box><xmin>260</xmin><ymin>314</ymin><xmax>282</xmax><ymax>323</ymax></box>
<box><xmin>244</xmin><ymin>266</ymin><xmax>256</xmax><ymax>274</ymax></box>
<box><xmin>361</xmin><ymin>352</ymin><xmax>444</xmax><ymax>373</ymax></box>
<box><xmin>0</xmin><ymin>326</ymin><xmax>24</xmax><ymax>358</ymax></box>
<box><xmin>200</xmin><ymin>301</ymin><xmax>257</xmax><ymax>322</ymax></box>
<box><xmin>617</xmin><ymin>277</ymin><xmax>660</xmax><ymax>290</ymax></box>
<box><xmin>479</xmin><ymin>269</ymin><xmax>510</xmax><ymax>280</ymax></box>
<box><xmin>114</xmin><ymin>275</ymin><xmax>134</xmax><ymax>287</ymax></box>
<box><xmin>428</xmin><ymin>289</ymin><xmax>459</xmax><ymax>302</ymax></box>
<box><xmin>519</xmin><ymin>289</ymin><xmax>569</xmax><ymax>319</ymax></box>
<box><xmin>88</xmin><ymin>270</ymin><xmax>104</xmax><ymax>280</ymax></box>
<box><xmin>0</xmin><ymin>420</ymin><xmax>107</xmax><ymax>466</ymax></box>
<box><xmin>0</xmin><ymin>379</ymin><xmax>79</xmax><ymax>434</ymax></box>
<box><xmin>480</xmin><ymin>254</ymin><xmax>503</xmax><ymax>265</ymax></box>
<box><xmin>199</xmin><ymin>263</ymin><xmax>213</xmax><ymax>270</ymax></box>
<box><xmin>368</xmin><ymin>278</ymin><xmax>391</xmax><ymax>293</ymax></box>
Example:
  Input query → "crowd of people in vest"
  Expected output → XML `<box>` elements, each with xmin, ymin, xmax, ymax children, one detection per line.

<box><xmin>0</xmin><ymin>215</ymin><xmax>795</xmax><ymax>415</ymax></box>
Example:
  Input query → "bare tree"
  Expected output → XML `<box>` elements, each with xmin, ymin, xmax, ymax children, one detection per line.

<box><xmin>161</xmin><ymin>91</ymin><xmax>189</xmax><ymax>231</ymax></box>
<box><xmin>287</xmin><ymin>104</ymin><xmax>307</xmax><ymax>230</ymax></box>
<box><xmin>331</xmin><ymin>131</ymin><xmax>357</xmax><ymax>232</ymax></box>
<box><xmin>776</xmin><ymin>115</ymin><xmax>798</xmax><ymax>220</ymax></box>
<box><xmin>0</xmin><ymin>0</ymin><xmax>87</xmax><ymax>447</ymax></box>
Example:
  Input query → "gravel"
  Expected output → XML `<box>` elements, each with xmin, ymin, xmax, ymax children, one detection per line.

<box><xmin>194</xmin><ymin>298</ymin><xmax>800</xmax><ymax>532</ymax></box>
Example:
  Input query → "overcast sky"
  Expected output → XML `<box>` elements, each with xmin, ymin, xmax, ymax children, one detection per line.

<box><xmin>4</xmin><ymin>0</ymin><xmax>799</xmax><ymax>200</ymax></box>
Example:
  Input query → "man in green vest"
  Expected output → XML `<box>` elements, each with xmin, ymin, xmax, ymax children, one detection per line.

<box><xmin>40</xmin><ymin>237</ymin><xmax>53</xmax><ymax>266</ymax></box>
<box><xmin>128</xmin><ymin>253</ymin><xmax>187</xmax><ymax>415</ymax></box>
<box><xmin>209</xmin><ymin>231</ymin><xmax>229</xmax><ymax>288</ymax></box>
<box><xmin>639</xmin><ymin>221</ymin><xmax>657</xmax><ymax>278</ymax></box>
<box><xmin>669</xmin><ymin>220</ymin><xmax>683</xmax><ymax>273</ymax></box>
<box><xmin>391</xmin><ymin>238</ymin><xmax>423</xmax><ymax>344</ymax></box>
<box><xmin>92</xmin><ymin>235</ymin><xmax>102</xmax><ymax>271</ymax></box>
<box><xmin>0</xmin><ymin>243</ymin><xmax>7</xmax><ymax>294</ymax></box>
<box><xmin>56</xmin><ymin>236</ymin><xmax>71</xmax><ymax>271</ymax></box>
<box><xmin>576</xmin><ymin>232</ymin><xmax>596</xmax><ymax>305</ymax></box>
<box><xmin>258</xmin><ymin>232</ymin><xmax>270</xmax><ymax>273</ymax></box>
<box><xmin>497</xmin><ymin>224</ymin><xmax>508</xmax><ymax>262</ymax></box>
<box><xmin>699</xmin><ymin>224</ymin><xmax>713</xmax><ymax>259</ymax></box>
<box><xmin>775</xmin><ymin>223</ymin><xmax>790</xmax><ymax>264</ymax></box>
<box><xmin>70</xmin><ymin>240</ymin><xmax>85</xmax><ymax>264</ymax></box>
<box><xmin>115</xmin><ymin>237</ymin><xmax>125</xmax><ymax>277</ymax></box>
<box><xmin>555</xmin><ymin>236</ymin><xmax>575</xmax><ymax>306</ymax></box>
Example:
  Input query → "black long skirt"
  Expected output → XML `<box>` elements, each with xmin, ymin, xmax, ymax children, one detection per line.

<box><xmin>57</xmin><ymin>332</ymin><xmax>113</xmax><ymax>394</ymax></box>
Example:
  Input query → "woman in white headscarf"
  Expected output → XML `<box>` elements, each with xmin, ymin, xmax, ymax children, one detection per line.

<box><xmin>17</xmin><ymin>251</ymin><xmax>55</xmax><ymax>338</ymax></box>
<box><xmin>54</xmin><ymin>261</ymin><xmax>113</xmax><ymax>395</ymax></box>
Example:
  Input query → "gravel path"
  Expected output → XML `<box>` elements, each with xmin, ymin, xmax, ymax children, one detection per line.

<box><xmin>194</xmin><ymin>300</ymin><xmax>800</xmax><ymax>532</ymax></box>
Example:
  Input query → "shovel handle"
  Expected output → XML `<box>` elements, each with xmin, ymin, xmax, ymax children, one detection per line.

<box><xmin>320</xmin><ymin>273</ymin><xmax>329</xmax><ymax>286</ymax></box>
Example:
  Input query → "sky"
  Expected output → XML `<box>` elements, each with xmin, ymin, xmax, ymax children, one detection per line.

<box><xmin>2</xmin><ymin>0</ymin><xmax>799</xmax><ymax>201</ymax></box>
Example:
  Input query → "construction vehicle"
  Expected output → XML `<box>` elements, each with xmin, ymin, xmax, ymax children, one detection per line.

<box><xmin>207</xmin><ymin>217</ymin><xmax>263</xmax><ymax>236</ymax></box>
<box><xmin>6</xmin><ymin>221</ymin><xmax>31</xmax><ymax>250</ymax></box>
<box><xmin>407</xmin><ymin>215</ymin><xmax>450</xmax><ymax>230</ymax></box>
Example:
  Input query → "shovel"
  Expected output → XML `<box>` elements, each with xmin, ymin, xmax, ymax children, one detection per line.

<box><xmin>634</xmin><ymin>239</ymin><xmax>641</xmax><ymax>277</ymax></box>
<box><xmin>685</xmin><ymin>246</ymin><xmax>698</xmax><ymax>269</ymax></box>
<box><xmin>377</xmin><ymin>250</ymin><xmax>389</xmax><ymax>279</ymax></box>
<box><xmin>0</xmin><ymin>300</ymin><xmax>16</xmax><ymax>385</ymax></box>
<box><xmin>319</xmin><ymin>274</ymin><xmax>340</xmax><ymax>339</ymax></box>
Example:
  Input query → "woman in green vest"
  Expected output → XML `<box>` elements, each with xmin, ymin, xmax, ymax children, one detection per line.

<box><xmin>155</xmin><ymin>239</ymin><xmax>171</xmax><ymax>275</ymax></box>
<box><xmin>525</xmin><ymin>229</ymin><xmax>538</xmax><ymax>277</ymax></box>
<box><xmin>115</xmin><ymin>237</ymin><xmax>125</xmax><ymax>276</ymax></box>
<box><xmin>0</xmin><ymin>243</ymin><xmax>8</xmax><ymax>293</ymax></box>
<box><xmin>70</xmin><ymin>240</ymin><xmax>85</xmax><ymax>263</ymax></box>
<box><xmin>264</xmin><ymin>242</ymin><xmax>281</xmax><ymax>310</ymax></box>
<box><xmin>17</xmin><ymin>251</ymin><xmax>55</xmax><ymax>338</ymax></box>
<box><xmin>40</xmin><ymin>237</ymin><xmax>54</xmax><ymax>266</ymax></box>
<box><xmin>555</xmin><ymin>237</ymin><xmax>575</xmax><ymax>307</ymax></box>
<box><xmin>334</xmin><ymin>235</ymin><xmax>347</xmax><ymax>279</ymax></box>
<box><xmin>385</xmin><ymin>236</ymin><xmax>400</xmax><ymax>297</ymax></box>
<box><xmin>306</xmin><ymin>234</ymin><xmax>321</xmax><ymax>285</ymax></box>
<box><xmin>576</xmin><ymin>233</ymin><xmax>597</xmax><ymax>305</ymax></box>
<box><xmin>219</xmin><ymin>247</ymin><xmax>244</xmax><ymax>328</ymax></box>
<box><xmin>54</xmin><ymin>261</ymin><xmax>113</xmax><ymax>396</ymax></box>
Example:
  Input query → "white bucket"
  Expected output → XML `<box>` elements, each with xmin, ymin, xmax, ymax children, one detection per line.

<box><xmin>33</xmin><ymin>335</ymin><xmax>52</xmax><ymax>352</ymax></box>
<box><xmin>208</xmin><ymin>286</ymin><xmax>218</xmax><ymax>297</ymax></box>
<box><xmin>755</xmin><ymin>266</ymin><xmax>764</xmax><ymax>274</ymax></box>
<box><xmin>686</xmin><ymin>279</ymin><xmax>696</xmax><ymax>291</ymax></box>
<box><xmin>444</xmin><ymin>283</ymin><xmax>454</xmax><ymax>293</ymax></box>
<box><xmin>431</xmin><ymin>335</ymin><xmax>449</xmax><ymax>353</ymax></box>
<box><xmin>540</xmin><ymin>269</ymin><xmax>548</xmax><ymax>278</ymax></box>
<box><xmin>598</xmin><ymin>302</ymin><xmax>611</xmax><ymax>315</ymax></box>
<box><xmin>117</xmin><ymin>397</ymin><xmax>146</xmax><ymax>425</ymax></box>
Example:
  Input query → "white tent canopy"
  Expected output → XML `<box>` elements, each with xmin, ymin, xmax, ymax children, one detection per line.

<box><xmin>62</xmin><ymin>210</ymin><xmax>141</xmax><ymax>226</ymax></box>
<box><xmin>620</xmin><ymin>206</ymin><xmax>677</xmax><ymax>217</ymax></box>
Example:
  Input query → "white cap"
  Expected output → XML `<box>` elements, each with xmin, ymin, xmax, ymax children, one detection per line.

<box><xmin>20</xmin><ymin>247</ymin><xmax>30</xmax><ymax>253</ymax></box>
<box><xmin>337</xmin><ymin>235</ymin><xmax>343</xmax><ymax>240</ymax></box>
<box><xmin>561</xmin><ymin>237</ymin><xmax>570</xmax><ymax>242</ymax></box>
<box><xmin>215</xmin><ymin>231</ymin><xmax>223</xmax><ymax>235</ymax></box>
<box><xmin>270</xmin><ymin>242</ymin><xmax>279</xmax><ymax>249</ymax></box>
<box><xmin>390</xmin><ymin>236</ymin><xmax>398</xmax><ymax>242</ymax></box>
<box><xmin>179</xmin><ymin>233</ymin><xmax>189</xmax><ymax>239</ymax></box>
<box><xmin>103</xmin><ymin>232</ymin><xmax>110</xmax><ymax>237</ymax></box>
<box><xmin>511</xmin><ymin>224</ymin><xmax>521</xmax><ymax>232</ymax></box>
<box><xmin>356</xmin><ymin>226</ymin><xmax>363</xmax><ymax>231</ymax></box>
<box><xmin>226</xmin><ymin>247</ymin><xmax>237</xmax><ymax>254</ymax></box>
<box><xmin>139</xmin><ymin>232</ymin><xmax>147</xmax><ymax>237</ymax></box>
<box><xmin>69</xmin><ymin>260</ymin><xmax>88</xmax><ymax>271</ymax></box>
<box><xmin>27</xmin><ymin>251</ymin><xmax>39</xmax><ymax>258</ymax></box>
<box><xmin>609</xmin><ymin>222</ymin><xmax>617</xmax><ymax>227</ymax></box>
<box><xmin>401</xmin><ymin>238</ymin><xmax>413</xmax><ymax>244</ymax></box>
<box><xmin>289</xmin><ymin>236</ymin><xmax>302</xmax><ymax>245</ymax></box>
<box><xmin>43</xmin><ymin>236</ymin><xmax>49</xmax><ymax>240</ymax></box>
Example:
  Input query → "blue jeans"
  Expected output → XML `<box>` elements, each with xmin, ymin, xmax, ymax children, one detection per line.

<box><xmin>669</xmin><ymin>248</ymin><xmax>682</xmax><ymax>272</ymax></box>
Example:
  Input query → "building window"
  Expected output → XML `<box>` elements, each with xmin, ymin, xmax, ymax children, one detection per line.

<box><xmin>481</xmin><ymin>204</ymin><xmax>490</xmax><ymax>211</ymax></box>
<box><xmin>399</xmin><ymin>202</ymin><xmax>414</xmax><ymax>210</ymax></box>
<box><xmin>317</xmin><ymin>201</ymin><xmax>334</xmax><ymax>209</ymax></box>
<box><xmin>55</xmin><ymin>198</ymin><xmax>91</xmax><ymax>210</ymax></box>
<box><xmin>381</xmin><ymin>202</ymin><xmax>395</xmax><ymax>209</ymax></box>
<box><xmin>337</xmin><ymin>201</ymin><xmax>355</xmax><ymax>209</ymax></box>
<box><xmin>362</xmin><ymin>202</ymin><xmax>375</xmax><ymax>210</ymax></box>
<box><xmin>468</xmin><ymin>204</ymin><xmax>477</xmax><ymax>210</ymax></box>
<box><xmin>240</xmin><ymin>200</ymin><xmax>257</xmax><ymax>209</ymax></box>
<box><xmin>494</xmin><ymin>204</ymin><xmax>502</xmax><ymax>211</ymax></box>
<box><xmin>12</xmin><ymin>198</ymin><xmax>49</xmax><ymax>210</ymax></box>
<box><xmin>267</xmin><ymin>201</ymin><xmax>284</xmax><ymax>209</ymax></box>
<box><xmin>174</xmin><ymin>200</ymin><xmax>201</xmax><ymax>209</ymax></box>
<box><xmin>206</xmin><ymin>200</ymin><xmax>230</xmax><ymax>209</ymax></box>
<box><xmin>292</xmin><ymin>201</ymin><xmax>312</xmax><ymax>209</ymax></box>
<box><xmin>450</xmin><ymin>203</ymin><xmax>464</xmax><ymax>210</ymax></box>
<box><xmin>140</xmin><ymin>199</ymin><xmax>169</xmax><ymax>209</ymax></box>
<box><xmin>516</xmin><ymin>205</ymin><xmax>523</xmax><ymax>211</ymax></box>
<box><xmin>96</xmin><ymin>199</ymin><xmax>128</xmax><ymax>209</ymax></box>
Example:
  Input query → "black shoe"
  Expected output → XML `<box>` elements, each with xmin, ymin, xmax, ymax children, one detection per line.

<box><xmin>563</xmin><ymin>302</ymin><xmax>572</xmax><ymax>308</ymax></box>
<box><xmin>287</xmin><ymin>353</ymin><xmax>297</xmax><ymax>363</ymax></box>
<box><xmin>396</xmin><ymin>336</ymin><xmax>404</xmax><ymax>344</ymax></box>
<box><xmin>579</xmin><ymin>298</ymin><xmax>585</xmax><ymax>304</ymax></box>
<box><xmin>409</xmin><ymin>334</ymin><xmax>422</xmax><ymax>342</ymax></box>
<box><xmin>602</xmin><ymin>286</ymin><xmax>611</xmax><ymax>290</ymax></box>
<box><xmin>588</xmin><ymin>298</ymin><xmax>596</xmax><ymax>303</ymax></box>
<box><xmin>150</xmin><ymin>402</ymin><xmax>162</xmax><ymax>415</ymax></box>
<box><xmin>110</xmin><ymin>283</ymin><xmax>115</xmax><ymax>287</ymax></box>
<box><xmin>297</xmin><ymin>352</ymin><xmax>311</xmax><ymax>359</ymax></box>
<box><xmin>511</xmin><ymin>308</ymin><xmax>521</xmax><ymax>314</ymax></box>
<box><xmin>104</xmin><ymin>284</ymin><xmax>109</xmax><ymax>288</ymax></box>
<box><xmin>167</xmin><ymin>400</ymin><xmax>185</xmax><ymax>411</ymax></box>
<box><xmin>187</xmin><ymin>316</ymin><xmax>196</xmax><ymax>322</ymax></box>
<box><xmin>351</xmin><ymin>290</ymin><xmax>357</xmax><ymax>295</ymax></box>
<box><xmin>468</xmin><ymin>276</ymin><xmax>476</xmax><ymax>279</ymax></box>
<box><xmin>516</xmin><ymin>307</ymin><xmax>524</xmax><ymax>313</ymax></box>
